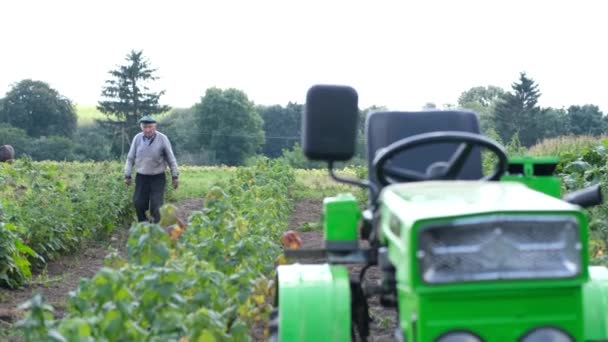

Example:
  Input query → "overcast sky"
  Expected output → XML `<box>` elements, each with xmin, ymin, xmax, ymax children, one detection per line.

<box><xmin>1</xmin><ymin>0</ymin><xmax>607</xmax><ymax>112</ymax></box>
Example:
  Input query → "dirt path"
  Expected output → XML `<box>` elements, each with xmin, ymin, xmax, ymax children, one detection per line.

<box><xmin>1</xmin><ymin>198</ymin><xmax>396</xmax><ymax>341</ymax></box>
<box><xmin>175</xmin><ymin>198</ymin><xmax>204</xmax><ymax>224</ymax></box>
<box><xmin>0</xmin><ymin>198</ymin><xmax>205</xmax><ymax>341</ymax></box>
<box><xmin>0</xmin><ymin>226</ymin><xmax>130</xmax><ymax>341</ymax></box>
<box><xmin>283</xmin><ymin>199</ymin><xmax>399</xmax><ymax>342</ymax></box>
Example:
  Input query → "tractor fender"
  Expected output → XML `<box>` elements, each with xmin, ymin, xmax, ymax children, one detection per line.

<box><xmin>276</xmin><ymin>263</ymin><xmax>351</xmax><ymax>342</ymax></box>
<box><xmin>584</xmin><ymin>266</ymin><xmax>608</xmax><ymax>341</ymax></box>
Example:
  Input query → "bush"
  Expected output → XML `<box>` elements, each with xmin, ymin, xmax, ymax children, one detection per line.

<box><xmin>0</xmin><ymin>160</ymin><xmax>132</xmax><ymax>288</ymax></box>
<box><xmin>27</xmin><ymin>136</ymin><xmax>76</xmax><ymax>161</ymax></box>
<box><xmin>72</xmin><ymin>125</ymin><xmax>115</xmax><ymax>161</ymax></box>
<box><xmin>0</xmin><ymin>123</ymin><xmax>31</xmax><ymax>158</ymax></box>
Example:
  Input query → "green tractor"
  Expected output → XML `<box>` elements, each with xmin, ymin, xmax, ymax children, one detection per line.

<box><xmin>269</xmin><ymin>85</ymin><xmax>608</xmax><ymax>341</ymax></box>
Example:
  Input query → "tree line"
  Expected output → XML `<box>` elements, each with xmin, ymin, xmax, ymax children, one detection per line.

<box><xmin>456</xmin><ymin>72</ymin><xmax>608</xmax><ymax>148</ymax></box>
<box><xmin>1</xmin><ymin>51</ymin><xmax>607</xmax><ymax>166</ymax></box>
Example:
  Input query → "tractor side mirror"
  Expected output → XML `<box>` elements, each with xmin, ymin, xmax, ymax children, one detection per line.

<box><xmin>302</xmin><ymin>85</ymin><xmax>359</xmax><ymax>161</ymax></box>
<box><xmin>563</xmin><ymin>184</ymin><xmax>603</xmax><ymax>208</ymax></box>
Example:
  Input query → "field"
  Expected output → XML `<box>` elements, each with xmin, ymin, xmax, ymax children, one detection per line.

<box><xmin>75</xmin><ymin>106</ymin><xmax>106</xmax><ymax>126</ymax></box>
<box><xmin>76</xmin><ymin>106</ymin><xmax>170</xmax><ymax>126</ymax></box>
<box><xmin>1</xmin><ymin>137</ymin><xmax>607</xmax><ymax>341</ymax></box>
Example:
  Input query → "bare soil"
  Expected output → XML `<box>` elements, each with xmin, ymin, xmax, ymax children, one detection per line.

<box><xmin>1</xmin><ymin>198</ymin><xmax>396</xmax><ymax>341</ymax></box>
<box><xmin>0</xmin><ymin>226</ymin><xmax>130</xmax><ymax>341</ymax></box>
<box><xmin>263</xmin><ymin>199</ymin><xmax>399</xmax><ymax>342</ymax></box>
<box><xmin>174</xmin><ymin>198</ymin><xmax>204</xmax><ymax>223</ymax></box>
<box><xmin>0</xmin><ymin>198</ymin><xmax>205</xmax><ymax>341</ymax></box>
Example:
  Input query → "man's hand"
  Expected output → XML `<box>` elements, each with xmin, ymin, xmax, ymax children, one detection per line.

<box><xmin>125</xmin><ymin>177</ymin><xmax>132</xmax><ymax>186</ymax></box>
<box><xmin>172</xmin><ymin>177</ymin><xmax>179</xmax><ymax>189</ymax></box>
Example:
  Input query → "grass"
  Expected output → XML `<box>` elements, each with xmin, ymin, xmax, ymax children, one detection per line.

<box><xmin>300</xmin><ymin>221</ymin><xmax>322</xmax><ymax>232</ymax></box>
<box><xmin>293</xmin><ymin>168</ymin><xmax>362</xmax><ymax>200</ymax></box>
<box><xmin>75</xmin><ymin>105</ymin><xmax>171</xmax><ymax>127</ymax></box>
<box><xmin>76</xmin><ymin>105</ymin><xmax>106</xmax><ymax>126</ymax></box>
<box><xmin>30</xmin><ymin>269</ymin><xmax>65</xmax><ymax>288</ymax></box>
<box><xmin>169</xmin><ymin>165</ymin><xmax>235</xmax><ymax>202</ymax></box>
<box><xmin>528</xmin><ymin>135</ymin><xmax>607</xmax><ymax>157</ymax></box>
<box><xmin>169</xmin><ymin>166</ymin><xmax>359</xmax><ymax>203</ymax></box>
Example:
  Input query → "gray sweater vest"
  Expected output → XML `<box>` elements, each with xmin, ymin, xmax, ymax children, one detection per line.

<box><xmin>124</xmin><ymin>132</ymin><xmax>179</xmax><ymax>178</ymax></box>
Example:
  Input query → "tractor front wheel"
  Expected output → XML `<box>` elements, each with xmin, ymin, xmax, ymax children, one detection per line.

<box><xmin>267</xmin><ymin>308</ymin><xmax>279</xmax><ymax>342</ymax></box>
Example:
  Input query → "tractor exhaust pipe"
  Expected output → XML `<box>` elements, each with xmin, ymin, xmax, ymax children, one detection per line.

<box><xmin>563</xmin><ymin>184</ymin><xmax>603</xmax><ymax>208</ymax></box>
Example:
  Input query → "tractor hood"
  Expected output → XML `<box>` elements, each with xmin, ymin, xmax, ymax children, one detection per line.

<box><xmin>380</xmin><ymin>181</ymin><xmax>580</xmax><ymax>225</ymax></box>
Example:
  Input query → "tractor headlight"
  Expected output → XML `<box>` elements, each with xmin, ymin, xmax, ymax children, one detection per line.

<box><xmin>435</xmin><ymin>331</ymin><xmax>483</xmax><ymax>342</ymax></box>
<box><xmin>519</xmin><ymin>327</ymin><xmax>573</xmax><ymax>342</ymax></box>
<box><xmin>417</xmin><ymin>215</ymin><xmax>581</xmax><ymax>284</ymax></box>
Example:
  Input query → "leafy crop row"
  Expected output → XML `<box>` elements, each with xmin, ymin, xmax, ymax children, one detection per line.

<box><xmin>556</xmin><ymin>140</ymin><xmax>608</xmax><ymax>265</ymax></box>
<box><xmin>0</xmin><ymin>159</ymin><xmax>132</xmax><ymax>288</ymax></box>
<box><xmin>18</xmin><ymin>158</ymin><xmax>295</xmax><ymax>341</ymax></box>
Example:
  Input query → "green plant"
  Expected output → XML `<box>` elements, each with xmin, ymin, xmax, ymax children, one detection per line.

<box><xmin>0</xmin><ymin>159</ymin><xmax>132</xmax><ymax>288</ymax></box>
<box><xmin>18</xmin><ymin>158</ymin><xmax>295</xmax><ymax>340</ymax></box>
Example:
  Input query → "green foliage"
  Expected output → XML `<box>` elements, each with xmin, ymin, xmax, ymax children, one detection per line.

<box><xmin>72</xmin><ymin>125</ymin><xmax>115</xmax><ymax>161</ymax></box>
<box><xmin>458</xmin><ymin>86</ymin><xmax>506</xmax><ymax>108</ymax></box>
<box><xmin>0</xmin><ymin>160</ymin><xmax>132</xmax><ymax>288</ymax></box>
<box><xmin>0</xmin><ymin>123</ymin><xmax>117</xmax><ymax>162</ymax></box>
<box><xmin>566</xmin><ymin>105</ymin><xmax>606</xmax><ymax>136</ymax></box>
<box><xmin>258</xmin><ymin>103</ymin><xmax>302</xmax><ymax>158</ymax></box>
<box><xmin>493</xmin><ymin>72</ymin><xmax>542</xmax><ymax>147</ymax></box>
<box><xmin>0</xmin><ymin>123</ymin><xmax>30</xmax><ymax>157</ymax></box>
<box><xmin>0</xmin><ymin>221</ymin><xmax>36</xmax><ymax>288</ymax></box>
<box><xmin>97</xmin><ymin>50</ymin><xmax>170</xmax><ymax>156</ymax></box>
<box><xmin>195</xmin><ymin>88</ymin><xmax>265</xmax><ymax>165</ymax></box>
<box><xmin>28</xmin><ymin>136</ymin><xmax>76</xmax><ymax>161</ymax></box>
<box><xmin>17</xmin><ymin>158</ymin><xmax>295</xmax><ymax>340</ymax></box>
<box><xmin>535</xmin><ymin>107</ymin><xmax>569</xmax><ymax>139</ymax></box>
<box><xmin>458</xmin><ymin>85</ymin><xmax>505</xmax><ymax>133</ymax></box>
<box><xmin>158</xmin><ymin>108</ymin><xmax>215</xmax><ymax>165</ymax></box>
<box><xmin>0</xmin><ymin>79</ymin><xmax>77</xmax><ymax>138</ymax></box>
<box><xmin>528</xmin><ymin>135</ymin><xmax>605</xmax><ymax>158</ymax></box>
<box><xmin>280</xmin><ymin>143</ymin><xmax>325</xmax><ymax>169</ymax></box>
<box><xmin>168</xmin><ymin>166</ymin><xmax>234</xmax><ymax>203</ymax></box>
<box><xmin>76</xmin><ymin>105</ymin><xmax>107</xmax><ymax>127</ymax></box>
<box><xmin>505</xmin><ymin>132</ymin><xmax>526</xmax><ymax>156</ymax></box>
<box><xmin>556</xmin><ymin>141</ymin><xmax>608</xmax><ymax>265</ymax></box>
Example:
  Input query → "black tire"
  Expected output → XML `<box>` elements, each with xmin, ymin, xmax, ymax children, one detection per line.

<box><xmin>267</xmin><ymin>308</ymin><xmax>279</xmax><ymax>342</ymax></box>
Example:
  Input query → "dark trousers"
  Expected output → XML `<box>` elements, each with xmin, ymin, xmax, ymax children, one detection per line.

<box><xmin>134</xmin><ymin>173</ymin><xmax>166</xmax><ymax>223</ymax></box>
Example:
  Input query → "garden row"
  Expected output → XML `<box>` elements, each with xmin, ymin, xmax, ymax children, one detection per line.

<box><xmin>18</xmin><ymin>159</ymin><xmax>295</xmax><ymax>341</ymax></box>
<box><xmin>0</xmin><ymin>159</ymin><xmax>132</xmax><ymax>288</ymax></box>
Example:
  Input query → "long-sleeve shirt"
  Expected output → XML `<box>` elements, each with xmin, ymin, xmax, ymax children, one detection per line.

<box><xmin>124</xmin><ymin>131</ymin><xmax>179</xmax><ymax>178</ymax></box>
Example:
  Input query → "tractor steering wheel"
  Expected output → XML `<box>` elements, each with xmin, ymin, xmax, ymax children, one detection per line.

<box><xmin>373</xmin><ymin>131</ymin><xmax>508</xmax><ymax>186</ymax></box>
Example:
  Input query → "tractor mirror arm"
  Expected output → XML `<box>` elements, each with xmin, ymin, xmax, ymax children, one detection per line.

<box><xmin>563</xmin><ymin>184</ymin><xmax>603</xmax><ymax>208</ymax></box>
<box><xmin>328</xmin><ymin>161</ymin><xmax>379</xmax><ymax>199</ymax></box>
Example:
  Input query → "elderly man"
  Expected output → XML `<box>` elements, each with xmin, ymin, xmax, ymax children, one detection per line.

<box><xmin>125</xmin><ymin>115</ymin><xmax>179</xmax><ymax>223</ymax></box>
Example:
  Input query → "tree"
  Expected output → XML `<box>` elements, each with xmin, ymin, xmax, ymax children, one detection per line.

<box><xmin>97</xmin><ymin>50</ymin><xmax>170</xmax><ymax>156</ymax></box>
<box><xmin>0</xmin><ymin>79</ymin><xmax>77</xmax><ymax>138</ymax></box>
<box><xmin>194</xmin><ymin>88</ymin><xmax>265</xmax><ymax>165</ymax></box>
<box><xmin>72</xmin><ymin>125</ymin><xmax>115</xmax><ymax>161</ymax></box>
<box><xmin>159</xmin><ymin>108</ymin><xmax>201</xmax><ymax>154</ymax></box>
<box><xmin>458</xmin><ymin>86</ymin><xmax>505</xmax><ymax>108</ymax></box>
<box><xmin>28</xmin><ymin>136</ymin><xmax>76</xmax><ymax>161</ymax></box>
<box><xmin>258</xmin><ymin>102</ymin><xmax>302</xmax><ymax>158</ymax></box>
<box><xmin>566</xmin><ymin>105</ymin><xmax>606</xmax><ymax>136</ymax></box>
<box><xmin>493</xmin><ymin>72</ymin><xmax>542</xmax><ymax>147</ymax></box>
<box><xmin>458</xmin><ymin>86</ymin><xmax>505</xmax><ymax>133</ymax></box>
<box><xmin>422</xmin><ymin>102</ymin><xmax>437</xmax><ymax>110</ymax></box>
<box><xmin>0</xmin><ymin>123</ymin><xmax>30</xmax><ymax>158</ymax></box>
<box><xmin>536</xmin><ymin>107</ymin><xmax>569</xmax><ymax>139</ymax></box>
